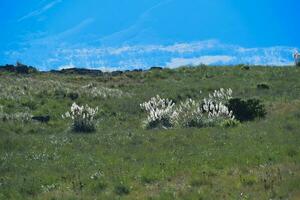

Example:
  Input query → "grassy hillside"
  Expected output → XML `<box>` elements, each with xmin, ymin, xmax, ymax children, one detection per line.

<box><xmin>0</xmin><ymin>66</ymin><xmax>300</xmax><ymax>199</ymax></box>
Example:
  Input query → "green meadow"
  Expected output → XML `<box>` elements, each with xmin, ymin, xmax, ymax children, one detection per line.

<box><xmin>0</xmin><ymin>66</ymin><xmax>300</xmax><ymax>199</ymax></box>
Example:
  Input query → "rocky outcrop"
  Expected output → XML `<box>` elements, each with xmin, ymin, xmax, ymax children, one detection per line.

<box><xmin>51</xmin><ymin>68</ymin><xmax>104</xmax><ymax>76</ymax></box>
<box><xmin>0</xmin><ymin>63</ymin><xmax>38</xmax><ymax>74</ymax></box>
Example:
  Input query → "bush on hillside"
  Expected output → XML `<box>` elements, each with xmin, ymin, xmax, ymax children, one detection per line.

<box><xmin>227</xmin><ymin>98</ymin><xmax>266</xmax><ymax>121</ymax></box>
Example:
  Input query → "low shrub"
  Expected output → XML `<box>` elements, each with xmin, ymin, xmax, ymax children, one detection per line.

<box><xmin>21</xmin><ymin>99</ymin><xmax>37</xmax><ymax>110</ymax></box>
<box><xmin>67</xmin><ymin>92</ymin><xmax>79</xmax><ymax>100</ymax></box>
<box><xmin>114</xmin><ymin>184</ymin><xmax>130</xmax><ymax>196</ymax></box>
<box><xmin>54</xmin><ymin>88</ymin><xmax>67</xmax><ymax>99</ymax></box>
<box><xmin>228</xmin><ymin>98</ymin><xmax>266</xmax><ymax>121</ymax></box>
<box><xmin>62</xmin><ymin>102</ymin><xmax>98</xmax><ymax>132</ymax></box>
<box><xmin>220</xmin><ymin>119</ymin><xmax>240</xmax><ymax>128</ymax></box>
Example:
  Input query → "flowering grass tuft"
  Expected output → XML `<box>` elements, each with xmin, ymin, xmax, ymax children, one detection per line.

<box><xmin>141</xmin><ymin>88</ymin><xmax>235</xmax><ymax>129</ymax></box>
<box><xmin>0</xmin><ymin>105</ymin><xmax>32</xmax><ymax>122</ymax></box>
<box><xmin>81</xmin><ymin>83</ymin><xmax>129</xmax><ymax>99</ymax></box>
<box><xmin>208</xmin><ymin>88</ymin><xmax>233</xmax><ymax>103</ymax></box>
<box><xmin>140</xmin><ymin>95</ymin><xmax>175</xmax><ymax>129</ymax></box>
<box><xmin>171</xmin><ymin>98</ymin><xmax>204</xmax><ymax>128</ymax></box>
<box><xmin>62</xmin><ymin>102</ymin><xmax>98</xmax><ymax>133</ymax></box>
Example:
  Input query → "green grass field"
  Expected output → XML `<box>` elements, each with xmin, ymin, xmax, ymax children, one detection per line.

<box><xmin>0</xmin><ymin>66</ymin><xmax>300</xmax><ymax>199</ymax></box>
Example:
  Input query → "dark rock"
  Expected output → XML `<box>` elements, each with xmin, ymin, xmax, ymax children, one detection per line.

<box><xmin>58</xmin><ymin>68</ymin><xmax>103</xmax><ymax>76</ymax></box>
<box><xmin>241</xmin><ymin>65</ymin><xmax>250</xmax><ymax>70</ymax></box>
<box><xmin>111</xmin><ymin>70</ymin><xmax>123</xmax><ymax>76</ymax></box>
<box><xmin>150</xmin><ymin>67</ymin><xmax>163</xmax><ymax>70</ymax></box>
<box><xmin>32</xmin><ymin>115</ymin><xmax>50</xmax><ymax>123</ymax></box>
<box><xmin>132</xmin><ymin>69</ymin><xmax>143</xmax><ymax>72</ymax></box>
<box><xmin>257</xmin><ymin>83</ymin><xmax>270</xmax><ymax>90</ymax></box>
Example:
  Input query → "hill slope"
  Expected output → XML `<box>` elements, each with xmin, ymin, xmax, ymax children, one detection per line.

<box><xmin>0</xmin><ymin>66</ymin><xmax>300</xmax><ymax>199</ymax></box>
